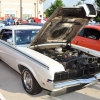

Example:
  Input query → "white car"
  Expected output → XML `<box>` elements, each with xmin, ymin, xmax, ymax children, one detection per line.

<box><xmin>0</xmin><ymin>4</ymin><xmax>100</xmax><ymax>96</ymax></box>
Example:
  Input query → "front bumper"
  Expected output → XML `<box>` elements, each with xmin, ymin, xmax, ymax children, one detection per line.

<box><xmin>49</xmin><ymin>73</ymin><xmax>100</xmax><ymax>96</ymax></box>
<box><xmin>54</xmin><ymin>73</ymin><xmax>100</xmax><ymax>90</ymax></box>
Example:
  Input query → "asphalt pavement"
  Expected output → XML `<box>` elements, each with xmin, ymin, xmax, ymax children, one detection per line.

<box><xmin>0</xmin><ymin>60</ymin><xmax>100</xmax><ymax>100</ymax></box>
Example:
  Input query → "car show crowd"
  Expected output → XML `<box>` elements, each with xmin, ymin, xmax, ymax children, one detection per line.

<box><xmin>0</xmin><ymin>15</ymin><xmax>47</xmax><ymax>27</ymax></box>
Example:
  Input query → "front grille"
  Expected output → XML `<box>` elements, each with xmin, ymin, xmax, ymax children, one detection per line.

<box><xmin>54</xmin><ymin>57</ymin><xmax>100</xmax><ymax>82</ymax></box>
<box><xmin>54</xmin><ymin>65</ymin><xmax>100</xmax><ymax>82</ymax></box>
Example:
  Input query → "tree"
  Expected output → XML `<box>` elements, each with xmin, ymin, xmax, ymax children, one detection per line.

<box><xmin>44</xmin><ymin>0</ymin><xmax>65</xmax><ymax>17</ymax></box>
<box><xmin>95</xmin><ymin>0</ymin><xmax>100</xmax><ymax>22</ymax></box>
<box><xmin>73</xmin><ymin>1</ymin><xmax>82</xmax><ymax>6</ymax></box>
<box><xmin>95</xmin><ymin>0</ymin><xmax>100</xmax><ymax>7</ymax></box>
<box><xmin>75</xmin><ymin>1</ymin><xmax>82</xmax><ymax>6</ymax></box>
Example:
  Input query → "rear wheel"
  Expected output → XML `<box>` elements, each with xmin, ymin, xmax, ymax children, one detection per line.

<box><xmin>21</xmin><ymin>68</ymin><xmax>42</xmax><ymax>95</ymax></box>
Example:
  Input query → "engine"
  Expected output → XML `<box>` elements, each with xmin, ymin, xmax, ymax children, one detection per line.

<box><xmin>35</xmin><ymin>45</ymin><xmax>100</xmax><ymax>82</ymax></box>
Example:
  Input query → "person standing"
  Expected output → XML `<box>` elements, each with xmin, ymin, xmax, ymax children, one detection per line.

<box><xmin>9</xmin><ymin>16</ymin><xmax>14</xmax><ymax>25</ymax></box>
<box><xmin>6</xmin><ymin>16</ymin><xmax>10</xmax><ymax>25</ymax></box>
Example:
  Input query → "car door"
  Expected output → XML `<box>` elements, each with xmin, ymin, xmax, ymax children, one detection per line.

<box><xmin>72</xmin><ymin>28</ymin><xmax>100</xmax><ymax>51</ymax></box>
<box><xmin>0</xmin><ymin>29</ymin><xmax>14</xmax><ymax>67</ymax></box>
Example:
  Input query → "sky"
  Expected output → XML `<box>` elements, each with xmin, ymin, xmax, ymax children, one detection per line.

<box><xmin>43</xmin><ymin>0</ymin><xmax>95</xmax><ymax>11</ymax></box>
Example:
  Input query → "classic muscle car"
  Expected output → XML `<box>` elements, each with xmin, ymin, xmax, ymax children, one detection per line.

<box><xmin>71</xmin><ymin>25</ymin><xmax>100</xmax><ymax>51</ymax></box>
<box><xmin>0</xmin><ymin>4</ymin><xmax>100</xmax><ymax>96</ymax></box>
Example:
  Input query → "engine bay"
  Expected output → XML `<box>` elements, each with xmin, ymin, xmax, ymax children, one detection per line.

<box><xmin>35</xmin><ymin>45</ymin><xmax>100</xmax><ymax>82</ymax></box>
<box><xmin>35</xmin><ymin>45</ymin><xmax>99</xmax><ymax>70</ymax></box>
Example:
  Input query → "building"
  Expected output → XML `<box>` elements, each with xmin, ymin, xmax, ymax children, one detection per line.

<box><xmin>0</xmin><ymin>0</ymin><xmax>45</xmax><ymax>20</ymax></box>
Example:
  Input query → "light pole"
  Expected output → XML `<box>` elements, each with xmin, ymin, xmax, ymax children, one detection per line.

<box><xmin>20</xmin><ymin>0</ymin><xmax>22</xmax><ymax>23</ymax></box>
<box><xmin>81</xmin><ymin>0</ymin><xmax>85</xmax><ymax>4</ymax></box>
<box><xmin>37</xmin><ymin>0</ymin><xmax>38</xmax><ymax>17</ymax></box>
<box><xmin>34</xmin><ymin>3</ymin><xmax>36</xmax><ymax>17</ymax></box>
<box><xmin>39</xmin><ymin>0</ymin><xmax>45</xmax><ymax>4</ymax></box>
<box><xmin>16</xmin><ymin>11</ymin><xmax>17</xmax><ymax>17</ymax></box>
<box><xmin>37</xmin><ymin>0</ymin><xmax>45</xmax><ymax>17</ymax></box>
<box><xmin>0</xmin><ymin>1</ymin><xmax>1</xmax><ymax>17</ymax></box>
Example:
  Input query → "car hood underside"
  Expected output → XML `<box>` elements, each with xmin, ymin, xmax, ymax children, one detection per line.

<box><xmin>30</xmin><ymin>6</ymin><xmax>91</xmax><ymax>47</ymax></box>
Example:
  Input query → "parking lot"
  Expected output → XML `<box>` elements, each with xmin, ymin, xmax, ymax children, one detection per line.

<box><xmin>0</xmin><ymin>60</ymin><xmax>100</xmax><ymax>100</ymax></box>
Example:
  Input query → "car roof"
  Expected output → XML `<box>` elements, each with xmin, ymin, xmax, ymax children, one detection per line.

<box><xmin>2</xmin><ymin>25</ymin><xmax>42</xmax><ymax>30</ymax></box>
<box><xmin>20</xmin><ymin>23</ymin><xmax>44</xmax><ymax>26</ymax></box>
<box><xmin>85</xmin><ymin>25</ymin><xmax>100</xmax><ymax>31</ymax></box>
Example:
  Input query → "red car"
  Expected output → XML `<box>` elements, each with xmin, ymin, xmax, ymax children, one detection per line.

<box><xmin>71</xmin><ymin>25</ymin><xmax>100</xmax><ymax>51</ymax></box>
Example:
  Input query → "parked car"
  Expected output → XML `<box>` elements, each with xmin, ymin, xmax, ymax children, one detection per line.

<box><xmin>0</xmin><ymin>4</ymin><xmax>100</xmax><ymax>96</ymax></box>
<box><xmin>0</xmin><ymin>20</ymin><xmax>9</xmax><ymax>26</ymax></box>
<box><xmin>71</xmin><ymin>25</ymin><xmax>100</xmax><ymax>51</ymax></box>
<box><xmin>0</xmin><ymin>23</ymin><xmax>5</xmax><ymax>28</ymax></box>
<box><xmin>19</xmin><ymin>22</ymin><xmax>44</xmax><ymax>26</ymax></box>
<box><xmin>0</xmin><ymin>20</ymin><xmax>10</xmax><ymax>29</ymax></box>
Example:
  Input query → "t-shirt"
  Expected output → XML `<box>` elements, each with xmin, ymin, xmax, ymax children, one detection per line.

<box><xmin>9</xmin><ymin>19</ymin><xmax>14</xmax><ymax>25</ymax></box>
<box><xmin>7</xmin><ymin>18</ymin><xmax>10</xmax><ymax>22</ymax></box>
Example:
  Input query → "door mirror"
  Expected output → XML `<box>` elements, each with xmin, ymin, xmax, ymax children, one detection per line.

<box><xmin>7</xmin><ymin>39</ymin><xmax>13</xmax><ymax>45</ymax></box>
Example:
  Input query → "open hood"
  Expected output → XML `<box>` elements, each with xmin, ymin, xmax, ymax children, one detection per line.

<box><xmin>30</xmin><ymin>4</ymin><xmax>97</xmax><ymax>46</ymax></box>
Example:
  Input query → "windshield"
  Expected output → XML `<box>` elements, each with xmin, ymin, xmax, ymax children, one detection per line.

<box><xmin>15</xmin><ymin>29</ymin><xmax>39</xmax><ymax>45</ymax></box>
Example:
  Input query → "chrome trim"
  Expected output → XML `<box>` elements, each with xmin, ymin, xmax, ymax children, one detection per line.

<box><xmin>95</xmin><ymin>73</ymin><xmax>100</xmax><ymax>79</ymax></box>
<box><xmin>54</xmin><ymin>73</ymin><xmax>100</xmax><ymax>89</ymax></box>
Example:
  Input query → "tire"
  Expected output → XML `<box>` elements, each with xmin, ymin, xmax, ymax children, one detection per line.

<box><xmin>21</xmin><ymin>68</ymin><xmax>42</xmax><ymax>95</ymax></box>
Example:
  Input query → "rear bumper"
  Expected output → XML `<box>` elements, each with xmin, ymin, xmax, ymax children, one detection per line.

<box><xmin>54</xmin><ymin>73</ymin><xmax>100</xmax><ymax>90</ymax></box>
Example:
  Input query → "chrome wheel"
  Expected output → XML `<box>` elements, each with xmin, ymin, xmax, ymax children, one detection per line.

<box><xmin>22</xmin><ymin>68</ymin><xmax>42</xmax><ymax>95</ymax></box>
<box><xmin>23</xmin><ymin>71</ymin><xmax>33</xmax><ymax>90</ymax></box>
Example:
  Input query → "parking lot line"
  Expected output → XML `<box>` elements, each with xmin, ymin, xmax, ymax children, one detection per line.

<box><xmin>0</xmin><ymin>93</ymin><xmax>6</xmax><ymax>100</ymax></box>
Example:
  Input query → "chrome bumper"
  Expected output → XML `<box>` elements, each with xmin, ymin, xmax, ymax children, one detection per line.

<box><xmin>54</xmin><ymin>73</ymin><xmax>100</xmax><ymax>89</ymax></box>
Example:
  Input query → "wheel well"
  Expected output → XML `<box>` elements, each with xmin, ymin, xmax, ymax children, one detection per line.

<box><xmin>18</xmin><ymin>64</ymin><xmax>41</xmax><ymax>89</ymax></box>
<box><xmin>18</xmin><ymin>65</ymin><xmax>26</xmax><ymax>73</ymax></box>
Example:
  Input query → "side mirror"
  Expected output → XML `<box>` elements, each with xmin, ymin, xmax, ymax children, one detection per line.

<box><xmin>7</xmin><ymin>39</ymin><xmax>13</xmax><ymax>45</ymax></box>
